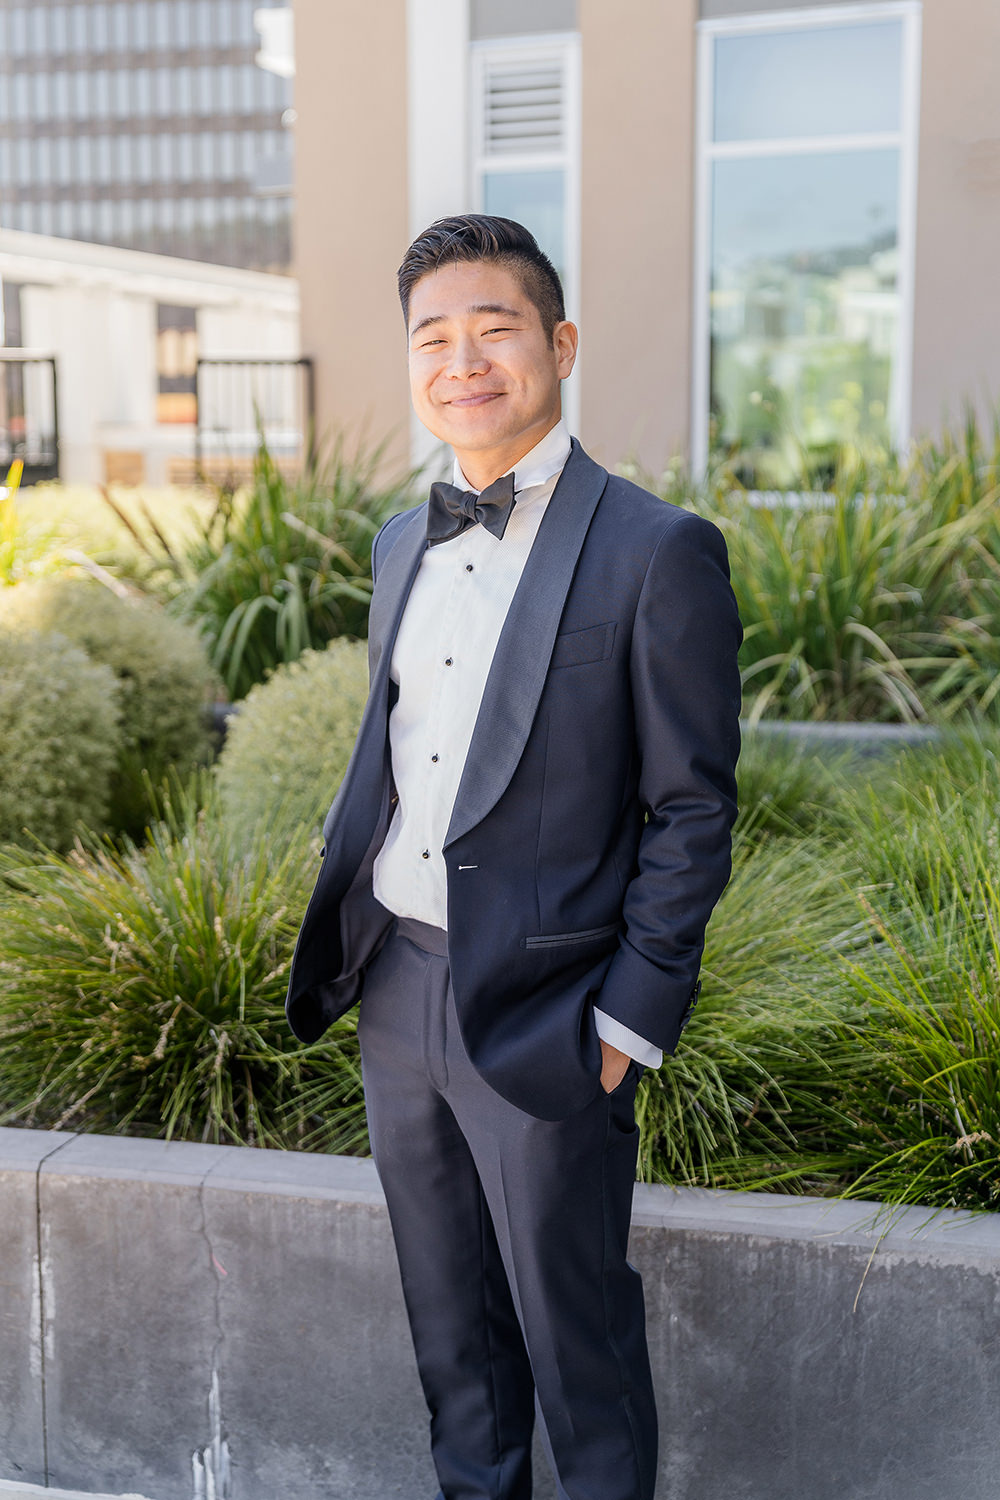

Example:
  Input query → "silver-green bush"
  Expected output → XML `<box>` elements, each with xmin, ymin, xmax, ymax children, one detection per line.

<box><xmin>0</xmin><ymin>627</ymin><xmax>122</xmax><ymax>849</ymax></box>
<box><xmin>0</xmin><ymin>578</ymin><xmax>215</xmax><ymax>836</ymax></box>
<box><xmin>216</xmin><ymin>638</ymin><xmax>369</xmax><ymax>849</ymax></box>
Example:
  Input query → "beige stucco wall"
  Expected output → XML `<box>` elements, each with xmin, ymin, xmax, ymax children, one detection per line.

<box><xmin>293</xmin><ymin>0</ymin><xmax>410</xmax><ymax>470</ymax></box>
<box><xmin>577</xmin><ymin>0</ymin><xmax>698</xmax><ymax>472</ymax></box>
<box><xmin>910</xmin><ymin>0</ymin><xmax>1000</xmax><ymax>437</ymax></box>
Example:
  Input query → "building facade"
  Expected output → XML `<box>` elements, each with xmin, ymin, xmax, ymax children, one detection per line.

<box><xmin>0</xmin><ymin>0</ymin><xmax>294</xmax><ymax>273</ymax></box>
<box><xmin>293</xmin><ymin>0</ymin><xmax>1000</xmax><ymax>481</ymax></box>
<box><xmin>0</xmin><ymin>227</ymin><xmax>299</xmax><ymax>483</ymax></box>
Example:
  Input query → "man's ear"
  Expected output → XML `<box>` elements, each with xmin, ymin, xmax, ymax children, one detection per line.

<box><xmin>553</xmin><ymin>320</ymin><xmax>579</xmax><ymax>380</ymax></box>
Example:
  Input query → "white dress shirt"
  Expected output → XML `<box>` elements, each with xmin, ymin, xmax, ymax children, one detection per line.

<box><xmin>372</xmin><ymin>418</ymin><xmax>662</xmax><ymax>1070</ymax></box>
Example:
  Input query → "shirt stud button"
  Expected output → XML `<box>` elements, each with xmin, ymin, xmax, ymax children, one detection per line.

<box><xmin>431</xmin><ymin>754</ymin><xmax>439</xmax><ymax>763</ymax></box>
<box><xmin>421</xmin><ymin>849</ymin><xmax>430</xmax><ymax>860</ymax></box>
<box><xmin>444</xmin><ymin>657</ymin><xmax>453</xmax><ymax>666</ymax></box>
<box><xmin>465</xmin><ymin>564</ymin><xmax>474</xmax><ymax>572</ymax></box>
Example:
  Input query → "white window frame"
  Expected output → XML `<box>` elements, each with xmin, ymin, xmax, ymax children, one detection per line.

<box><xmin>691</xmin><ymin>2</ymin><xmax>923</xmax><ymax>477</ymax></box>
<box><xmin>470</xmin><ymin>31</ymin><xmax>581</xmax><ymax>431</ymax></box>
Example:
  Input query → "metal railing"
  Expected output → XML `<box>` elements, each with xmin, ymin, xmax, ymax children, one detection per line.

<box><xmin>0</xmin><ymin>354</ymin><xmax>59</xmax><ymax>484</ymax></box>
<box><xmin>194</xmin><ymin>356</ymin><xmax>315</xmax><ymax>484</ymax></box>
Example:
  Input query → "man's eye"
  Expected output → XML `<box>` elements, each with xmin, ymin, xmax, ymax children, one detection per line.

<box><xmin>484</xmin><ymin>327</ymin><xmax>514</xmax><ymax>335</ymax></box>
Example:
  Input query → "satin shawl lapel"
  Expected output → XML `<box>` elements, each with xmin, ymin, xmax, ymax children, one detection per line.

<box><xmin>367</xmin><ymin>505</ymin><xmax>428</xmax><ymax>679</ymax></box>
<box><xmin>445</xmin><ymin>440</ymin><xmax>609</xmax><ymax>849</ymax></box>
<box><xmin>323</xmin><ymin>506</ymin><xmax>426</xmax><ymax>856</ymax></box>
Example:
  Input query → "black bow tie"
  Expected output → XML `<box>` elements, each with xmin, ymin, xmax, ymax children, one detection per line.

<box><xmin>426</xmin><ymin>473</ymin><xmax>517</xmax><ymax>547</ymax></box>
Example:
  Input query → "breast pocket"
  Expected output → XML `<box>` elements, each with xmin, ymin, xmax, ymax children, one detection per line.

<box><xmin>548</xmin><ymin>621</ymin><xmax>617</xmax><ymax>671</ymax></box>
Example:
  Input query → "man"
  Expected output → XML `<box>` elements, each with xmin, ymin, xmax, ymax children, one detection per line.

<box><xmin>286</xmin><ymin>214</ymin><xmax>742</xmax><ymax>1500</ymax></box>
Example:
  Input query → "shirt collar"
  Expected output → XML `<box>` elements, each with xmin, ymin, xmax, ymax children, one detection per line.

<box><xmin>452</xmin><ymin>418</ymin><xmax>571</xmax><ymax>494</ymax></box>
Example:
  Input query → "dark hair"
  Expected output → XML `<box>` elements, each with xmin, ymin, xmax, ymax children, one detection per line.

<box><xmin>398</xmin><ymin>214</ymin><xmax>566</xmax><ymax>340</ymax></box>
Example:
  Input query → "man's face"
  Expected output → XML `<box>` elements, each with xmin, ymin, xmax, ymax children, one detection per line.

<box><xmin>406</xmin><ymin>260</ymin><xmax>577</xmax><ymax>467</ymax></box>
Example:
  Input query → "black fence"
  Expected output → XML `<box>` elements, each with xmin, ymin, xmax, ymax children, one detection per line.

<box><xmin>194</xmin><ymin>357</ymin><xmax>315</xmax><ymax>484</ymax></box>
<box><xmin>0</xmin><ymin>355</ymin><xmax>59</xmax><ymax>485</ymax></box>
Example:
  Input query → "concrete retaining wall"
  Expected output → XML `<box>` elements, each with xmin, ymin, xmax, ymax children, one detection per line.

<box><xmin>2</xmin><ymin>1127</ymin><xmax>998</xmax><ymax>1500</ymax></box>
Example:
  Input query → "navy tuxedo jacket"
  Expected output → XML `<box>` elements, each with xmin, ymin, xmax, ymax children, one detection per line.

<box><xmin>286</xmin><ymin>439</ymin><xmax>742</xmax><ymax>1120</ymax></box>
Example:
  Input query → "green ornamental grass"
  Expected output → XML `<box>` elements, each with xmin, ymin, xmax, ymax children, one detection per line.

<box><xmin>636</xmin><ymin>829</ymin><xmax>862</xmax><ymax>1192</ymax></box>
<box><xmin>640</xmin><ymin>407</ymin><xmax>1000</xmax><ymax>725</ymax></box>
<box><xmin>825</xmin><ymin>732</ymin><xmax>1000</xmax><ymax>1210</ymax></box>
<box><xmin>109</xmin><ymin>435</ymin><xmax>414</xmax><ymax>700</ymax></box>
<box><xmin>0</xmin><ymin>780</ymin><xmax>367</xmax><ymax>1154</ymax></box>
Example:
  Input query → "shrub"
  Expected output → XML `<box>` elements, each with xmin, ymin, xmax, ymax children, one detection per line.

<box><xmin>735</xmin><ymin>730</ymin><xmax>850</xmax><ymax>845</ymax></box>
<box><xmin>0</xmin><ymin>627</ymin><xmax>122</xmax><ymax>849</ymax></box>
<box><xmin>0</xmin><ymin>577</ymin><xmax>215</xmax><ymax>837</ymax></box>
<box><xmin>0</xmin><ymin>460</ymin><xmax>66</xmax><ymax>586</ymax></box>
<box><xmin>0</xmin><ymin>781</ymin><xmax>366</xmax><ymax>1153</ymax></box>
<box><xmin>828</xmin><ymin>765</ymin><xmax>1000</xmax><ymax>1211</ymax></box>
<box><xmin>637</xmin><ymin>830</ymin><xmax>863</xmax><ymax>1192</ymax></box>
<box><xmin>122</xmin><ymin>436</ymin><xmax>413</xmax><ymax>699</ymax></box>
<box><xmin>215</xmin><ymin>639</ymin><xmax>369</xmax><ymax>849</ymax></box>
<box><xmin>638</xmin><ymin>406</ymin><xmax>1000</xmax><ymax>724</ymax></box>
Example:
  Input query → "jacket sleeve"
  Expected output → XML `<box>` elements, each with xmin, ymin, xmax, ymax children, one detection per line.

<box><xmin>595</xmin><ymin>509</ymin><xmax>742</xmax><ymax>1054</ymax></box>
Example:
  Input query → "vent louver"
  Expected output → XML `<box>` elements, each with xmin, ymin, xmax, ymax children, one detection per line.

<box><xmin>482</xmin><ymin>55</ymin><xmax>565</xmax><ymax>155</ymax></box>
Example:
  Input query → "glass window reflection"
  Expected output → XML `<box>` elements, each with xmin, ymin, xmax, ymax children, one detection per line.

<box><xmin>10</xmin><ymin>9</ymin><xmax>27</xmax><ymax>56</ymax></box>
<box><xmin>709</xmin><ymin>149</ymin><xmax>900</xmax><ymax>474</ymax></box>
<box><xmin>714</xmin><ymin>21</ymin><xmax>902</xmax><ymax>142</ymax></box>
<box><xmin>483</xmin><ymin>170</ymin><xmax>566</xmax><ymax>280</ymax></box>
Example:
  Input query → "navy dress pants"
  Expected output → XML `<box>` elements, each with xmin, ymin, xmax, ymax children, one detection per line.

<box><xmin>357</xmin><ymin>917</ymin><xmax>658</xmax><ymax>1500</ymax></box>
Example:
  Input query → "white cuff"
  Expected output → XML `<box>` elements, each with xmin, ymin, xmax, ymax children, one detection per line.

<box><xmin>593</xmin><ymin>1008</ymin><xmax>663</xmax><ymax>1069</ymax></box>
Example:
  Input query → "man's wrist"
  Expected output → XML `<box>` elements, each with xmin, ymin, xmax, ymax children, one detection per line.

<box><xmin>593</xmin><ymin>1007</ymin><xmax>663</xmax><ymax>1069</ymax></box>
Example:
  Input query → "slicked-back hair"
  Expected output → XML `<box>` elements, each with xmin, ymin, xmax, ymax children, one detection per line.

<box><xmin>398</xmin><ymin>214</ymin><xmax>566</xmax><ymax>342</ymax></box>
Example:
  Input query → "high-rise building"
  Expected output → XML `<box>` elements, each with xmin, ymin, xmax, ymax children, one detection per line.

<box><xmin>0</xmin><ymin>0</ymin><xmax>294</xmax><ymax>272</ymax></box>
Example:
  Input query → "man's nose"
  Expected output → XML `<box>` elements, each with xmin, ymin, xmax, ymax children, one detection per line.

<box><xmin>446</xmin><ymin>337</ymin><xmax>490</xmax><ymax>379</ymax></box>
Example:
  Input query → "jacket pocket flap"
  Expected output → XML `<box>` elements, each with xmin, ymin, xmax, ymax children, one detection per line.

<box><xmin>548</xmin><ymin>621</ymin><xmax>616</xmax><ymax>671</ymax></box>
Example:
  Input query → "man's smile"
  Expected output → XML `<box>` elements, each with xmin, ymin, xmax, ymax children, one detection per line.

<box><xmin>446</xmin><ymin>392</ymin><xmax>505</xmax><ymax>406</ymax></box>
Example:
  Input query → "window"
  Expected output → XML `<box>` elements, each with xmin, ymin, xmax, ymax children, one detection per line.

<box><xmin>52</xmin><ymin>72</ymin><xmax>71</xmax><ymax>120</ymax></box>
<box><xmin>174</xmin><ymin>1</ymin><xmax>192</xmax><ymax>47</ymax></box>
<box><xmin>471</xmin><ymin>34</ymin><xmax>581</xmax><ymax>316</ymax></box>
<box><xmin>72</xmin><ymin>71</ymin><xmax>90</xmax><ymax>119</ymax></box>
<box><xmin>113</xmin><ymin>69</ymin><xmax>131</xmax><ymax>118</ymax></box>
<box><xmin>36</xmin><ymin>138</ymin><xmax>53</xmax><ymax>186</ymax></box>
<box><xmin>13</xmin><ymin>74</ymin><xmax>30</xmax><ymax>122</ymax></box>
<box><xmin>111</xmin><ymin>2</ymin><xmax>129</xmax><ymax>50</ymax></box>
<box><xmin>134</xmin><ymin>68</ymin><xmax>153</xmax><ymax>117</ymax></box>
<box><xmin>153</xmin><ymin>1</ymin><xmax>171</xmax><ymax>49</ymax></box>
<box><xmin>32</xmin><ymin>73</ymin><xmax>49</xmax><ymax>118</ymax></box>
<box><xmin>178</xmin><ymin>133</ymin><xmax>195</xmax><ymax>179</ymax></box>
<box><xmin>9</xmin><ymin>9</ymin><xmax>27</xmax><ymax>56</ymax></box>
<box><xmin>51</xmin><ymin>7</ymin><xmax>70</xmax><ymax>53</ymax></box>
<box><xmin>133</xmin><ymin>3</ymin><xmax>151</xmax><ymax>49</ymax></box>
<box><xmin>135</xmin><ymin>134</ymin><xmax>154</xmax><ymax>179</ymax></box>
<box><xmin>93</xmin><ymin>69</ymin><xmax>111</xmax><ymax>118</ymax></box>
<box><xmin>15</xmin><ymin>139</ymin><xmax>32</xmax><ymax>185</ymax></box>
<box><xmin>56</xmin><ymin>137</ymin><xmax>73</xmax><ymax>183</ymax></box>
<box><xmin>197</xmin><ymin>131</ymin><xmax>214</xmax><ymax>178</ymax></box>
<box><xmin>116</xmin><ymin>134</ymin><xmax>132</xmax><ymax>181</ymax></box>
<box><xmin>29</xmin><ymin>7</ymin><xmax>48</xmax><ymax>54</ymax></box>
<box><xmin>75</xmin><ymin>136</ymin><xmax>92</xmax><ymax>184</ymax></box>
<box><xmin>196</xmin><ymin>65</ymin><xmax>215</xmax><ymax>114</ymax></box>
<box><xmin>693</xmin><ymin>4</ymin><xmax>922</xmax><ymax>485</ymax></box>
<box><xmin>91</xmin><ymin>3</ymin><xmax>110</xmax><ymax>52</ymax></box>
<box><xmin>71</xmin><ymin>6</ymin><xmax>89</xmax><ymax>51</ymax></box>
<box><xmin>154</xmin><ymin>66</ymin><xmax>172</xmax><ymax>115</ymax></box>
